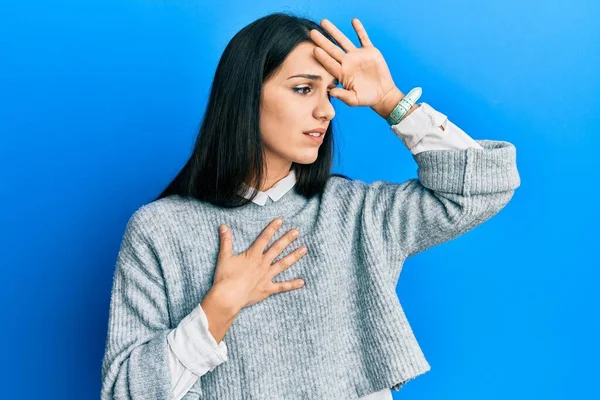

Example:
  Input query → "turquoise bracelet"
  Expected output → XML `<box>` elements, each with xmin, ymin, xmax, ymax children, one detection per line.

<box><xmin>385</xmin><ymin>87</ymin><xmax>422</xmax><ymax>126</ymax></box>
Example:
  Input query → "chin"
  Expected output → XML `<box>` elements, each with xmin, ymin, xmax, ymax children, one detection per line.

<box><xmin>292</xmin><ymin>152</ymin><xmax>320</xmax><ymax>164</ymax></box>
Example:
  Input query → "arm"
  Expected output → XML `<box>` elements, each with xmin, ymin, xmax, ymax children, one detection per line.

<box><xmin>167</xmin><ymin>288</ymin><xmax>238</xmax><ymax>400</ymax></box>
<box><xmin>307</xmin><ymin>19</ymin><xmax>518</xmax><ymax>283</ymax></box>
<box><xmin>357</xmin><ymin>106</ymin><xmax>520</xmax><ymax>284</ymax></box>
<box><xmin>100</xmin><ymin>210</ymin><xmax>174</xmax><ymax>399</ymax></box>
<box><xmin>101</xmin><ymin>210</ymin><xmax>238</xmax><ymax>399</ymax></box>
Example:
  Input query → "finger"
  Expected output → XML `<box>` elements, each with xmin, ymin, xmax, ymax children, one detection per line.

<box><xmin>330</xmin><ymin>87</ymin><xmax>359</xmax><ymax>106</ymax></box>
<box><xmin>351</xmin><ymin>18</ymin><xmax>373</xmax><ymax>47</ymax></box>
<box><xmin>309</xmin><ymin>29</ymin><xmax>346</xmax><ymax>64</ymax></box>
<box><xmin>218</xmin><ymin>225</ymin><xmax>232</xmax><ymax>258</ymax></box>
<box><xmin>268</xmin><ymin>246</ymin><xmax>308</xmax><ymax>278</ymax></box>
<box><xmin>252</xmin><ymin>218</ymin><xmax>283</xmax><ymax>255</ymax></box>
<box><xmin>320</xmin><ymin>19</ymin><xmax>358</xmax><ymax>53</ymax></box>
<box><xmin>263</xmin><ymin>228</ymin><xmax>299</xmax><ymax>262</ymax></box>
<box><xmin>313</xmin><ymin>47</ymin><xmax>342</xmax><ymax>82</ymax></box>
<box><xmin>270</xmin><ymin>279</ymin><xmax>305</xmax><ymax>294</ymax></box>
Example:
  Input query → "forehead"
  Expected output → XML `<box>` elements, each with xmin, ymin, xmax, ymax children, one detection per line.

<box><xmin>276</xmin><ymin>41</ymin><xmax>337</xmax><ymax>83</ymax></box>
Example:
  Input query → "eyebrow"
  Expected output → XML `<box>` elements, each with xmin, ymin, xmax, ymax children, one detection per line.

<box><xmin>287</xmin><ymin>74</ymin><xmax>339</xmax><ymax>86</ymax></box>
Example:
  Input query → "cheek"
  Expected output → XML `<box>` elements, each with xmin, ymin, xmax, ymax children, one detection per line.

<box><xmin>260</xmin><ymin>98</ymin><xmax>306</xmax><ymax>141</ymax></box>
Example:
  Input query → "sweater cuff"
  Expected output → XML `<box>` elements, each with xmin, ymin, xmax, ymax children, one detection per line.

<box><xmin>412</xmin><ymin>139</ymin><xmax>521</xmax><ymax>195</ymax></box>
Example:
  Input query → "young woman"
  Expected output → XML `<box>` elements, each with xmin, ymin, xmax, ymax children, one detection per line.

<box><xmin>101</xmin><ymin>12</ymin><xmax>520</xmax><ymax>400</ymax></box>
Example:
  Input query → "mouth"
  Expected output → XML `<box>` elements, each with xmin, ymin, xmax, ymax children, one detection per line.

<box><xmin>303</xmin><ymin>130</ymin><xmax>325</xmax><ymax>143</ymax></box>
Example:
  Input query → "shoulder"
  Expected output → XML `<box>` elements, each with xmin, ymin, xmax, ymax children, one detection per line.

<box><xmin>324</xmin><ymin>173</ymin><xmax>404</xmax><ymax>198</ymax></box>
<box><xmin>125</xmin><ymin>195</ymin><xmax>194</xmax><ymax>238</ymax></box>
<box><xmin>323</xmin><ymin>173</ymin><xmax>420</xmax><ymax>213</ymax></box>
<box><xmin>325</xmin><ymin>173</ymin><xmax>362</xmax><ymax>191</ymax></box>
<box><xmin>322</xmin><ymin>174</ymin><xmax>373</xmax><ymax>208</ymax></box>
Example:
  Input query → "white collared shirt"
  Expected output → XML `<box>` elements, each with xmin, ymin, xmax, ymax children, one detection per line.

<box><xmin>166</xmin><ymin>102</ymin><xmax>483</xmax><ymax>400</ymax></box>
<box><xmin>236</xmin><ymin>168</ymin><xmax>298</xmax><ymax>206</ymax></box>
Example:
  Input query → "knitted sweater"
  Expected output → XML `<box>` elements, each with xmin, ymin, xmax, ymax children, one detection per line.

<box><xmin>101</xmin><ymin>129</ymin><xmax>520</xmax><ymax>398</ymax></box>
<box><xmin>164</xmin><ymin>101</ymin><xmax>485</xmax><ymax>400</ymax></box>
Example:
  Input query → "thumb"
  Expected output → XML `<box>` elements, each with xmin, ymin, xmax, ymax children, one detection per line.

<box><xmin>218</xmin><ymin>224</ymin><xmax>232</xmax><ymax>258</ymax></box>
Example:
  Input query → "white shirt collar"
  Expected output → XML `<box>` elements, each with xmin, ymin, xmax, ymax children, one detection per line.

<box><xmin>237</xmin><ymin>169</ymin><xmax>297</xmax><ymax>206</ymax></box>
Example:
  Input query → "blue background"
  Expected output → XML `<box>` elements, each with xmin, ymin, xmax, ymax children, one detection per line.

<box><xmin>1</xmin><ymin>1</ymin><xmax>597</xmax><ymax>398</ymax></box>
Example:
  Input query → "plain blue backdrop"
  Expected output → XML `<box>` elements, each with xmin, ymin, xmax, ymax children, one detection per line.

<box><xmin>1</xmin><ymin>1</ymin><xmax>598</xmax><ymax>399</ymax></box>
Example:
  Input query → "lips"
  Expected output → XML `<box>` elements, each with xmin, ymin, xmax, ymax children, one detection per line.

<box><xmin>303</xmin><ymin>127</ymin><xmax>326</xmax><ymax>136</ymax></box>
<box><xmin>303</xmin><ymin>132</ymin><xmax>324</xmax><ymax>143</ymax></box>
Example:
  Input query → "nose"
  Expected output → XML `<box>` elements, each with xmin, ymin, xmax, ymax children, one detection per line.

<box><xmin>314</xmin><ymin>95</ymin><xmax>335</xmax><ymax>121</ymax></box>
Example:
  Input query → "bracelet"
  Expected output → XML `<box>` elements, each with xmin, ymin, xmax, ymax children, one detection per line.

<box><xmin>385</xmin><ymin>87</ymin><xmax>422</xmax><ymax>126</ymax></box>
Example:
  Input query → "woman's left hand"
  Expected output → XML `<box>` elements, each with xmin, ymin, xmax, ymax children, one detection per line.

<box><xmin>310</xmin><ymin>18</ymin><xmax>404</xmax><ymax>119</ymax></box>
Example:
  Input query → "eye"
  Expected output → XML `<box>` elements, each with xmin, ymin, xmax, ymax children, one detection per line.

<box><xmin>292</xmin><ymin>86</ymin><xmax>312</xmax><ymax>95</ymax></box>
<box><xmin>293</xmin><ymin>86</ymin><xmax>334</xmax><ymax>97</ymax></box>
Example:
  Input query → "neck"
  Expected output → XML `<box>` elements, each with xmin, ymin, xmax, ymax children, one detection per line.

<box><xmin>247</xmin><ymin>165</ymin><xmax>293</xmax><ymax>192</ymax></box>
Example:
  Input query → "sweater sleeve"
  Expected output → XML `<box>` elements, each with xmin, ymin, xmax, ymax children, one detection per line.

<box><xmin>358</xmin><ymin>138</ymin><xmax>521</xmax><ymax>284</ymax></box>
<box><xmin>100</xmin><ymin>209</ymin><xmax>175</xmax><ymax>400</ymax></box>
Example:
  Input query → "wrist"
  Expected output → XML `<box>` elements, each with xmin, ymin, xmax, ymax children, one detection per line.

<box><xmin>373</xmin><ymin>86</ymin><xmax>404</xmax><ymax>119</ymax></box>
<box><xmin>206</xmin><ymin>283</ymin><xmax>243</xmax><ymax>317</ymax></box>
<box><xmin>379</xmin><ymin>88</ymin><xmax>421</xmax><ymax>124</ymax></box>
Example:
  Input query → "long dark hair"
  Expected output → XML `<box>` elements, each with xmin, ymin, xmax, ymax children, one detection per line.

<box><xmin>154</xmin><ymin>11</ymin><xmax>350</xmax><ymax>208</ymax></box>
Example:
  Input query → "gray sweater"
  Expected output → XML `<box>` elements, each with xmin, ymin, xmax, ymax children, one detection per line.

<box><xmin>101</xmin><ymin>139</ymin><xmax>520</xmax><ymax>399</ymax></box>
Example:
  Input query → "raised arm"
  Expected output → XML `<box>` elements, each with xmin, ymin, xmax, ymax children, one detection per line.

<box><xmin>356</xmin><ymin>136</ymin><xmax>520</xmax><ymax>285</ymax></box>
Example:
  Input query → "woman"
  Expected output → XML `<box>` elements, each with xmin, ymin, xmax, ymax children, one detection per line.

<box><xmin>101</xmin><ymin>12</ymin><xmax>520</xmax><ymax>400</ymax></box>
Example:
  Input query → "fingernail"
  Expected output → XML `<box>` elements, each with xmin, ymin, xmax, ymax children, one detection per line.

<box><xmin>220</xmin><ymin>225</ymin><xmax>227</xmax><ymax>233</ymax></box>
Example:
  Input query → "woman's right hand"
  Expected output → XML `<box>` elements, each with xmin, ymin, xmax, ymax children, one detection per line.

<box><xmin>213</xmin><ymin>218</ymin><xmax>308</xmax><ymax>310</ymax></box>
